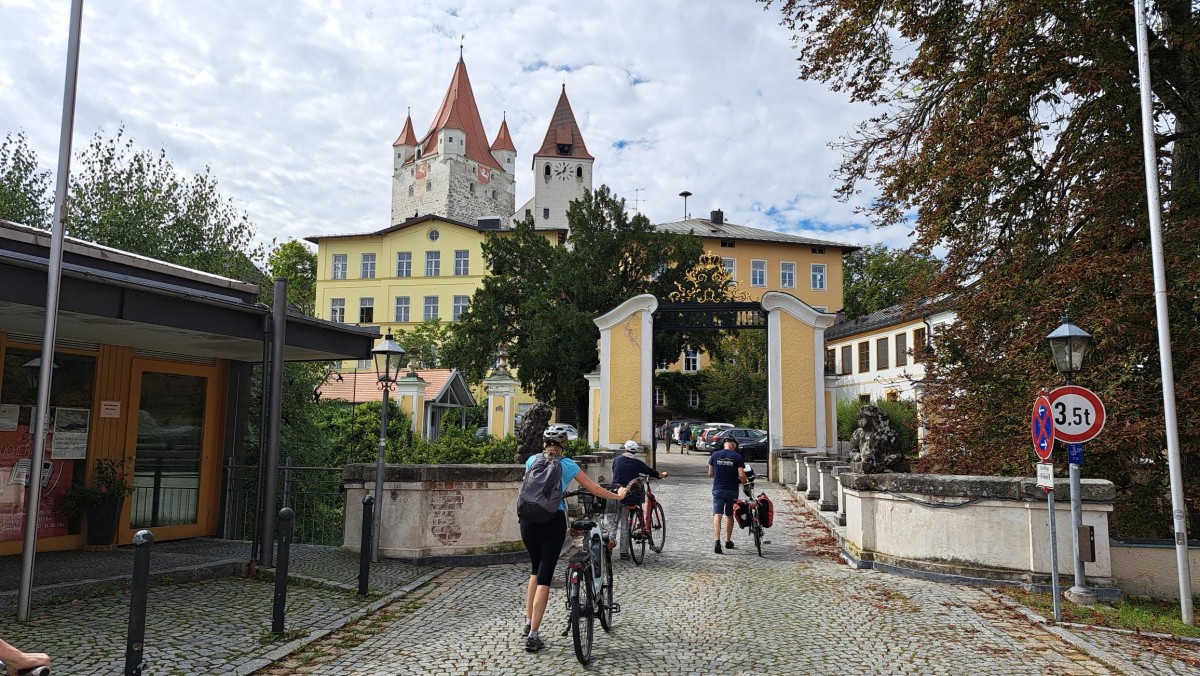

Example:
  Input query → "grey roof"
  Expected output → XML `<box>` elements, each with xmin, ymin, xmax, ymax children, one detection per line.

<box><xmin>824</xmin><ymin>297</ymin><xmax>953</xmax><ymax>341</ymax></box>
<box><xmin>653</xmin><ymin>218</ymin><xmax>860</xmax><ymax>251</ymax></box>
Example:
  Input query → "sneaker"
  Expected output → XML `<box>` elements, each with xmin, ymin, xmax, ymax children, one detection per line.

<box><xmin>714</xmin><ymin>541</ymin><xmax>723</xmax><ymax>554</ymax></box>
<box><xmin>619</xmin><ymin>553</ymin><xmax>630</xmax><ymax>560</ymax></box>
<box><xmin>521</xmin><ymin>621</ymin><xmax>530</xmax><ymax>637</ymax></box>
<box><xmin>725</xmin><ymin>540</ymin><xmax>736</xmax><ymax>549</ymax></box>
<box><xmin>525</xmin><ymin>635</ymin><xmax>545</xmax><ymax>653</ymax></box>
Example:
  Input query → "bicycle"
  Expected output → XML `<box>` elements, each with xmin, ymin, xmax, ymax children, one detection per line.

<box><xmin>619</xmin><ymin>474</ymin><xmax>666</xmax><ymax>565</ymax></box>
<box><xmin>741</xmin><ymin>470</ymin><xmax>766</xmax><ymax>557</ymax></box>
<box><xmin>561</xmin><ymin>489</ymin><xmax>620</xmax><ymax>664</ymax></box>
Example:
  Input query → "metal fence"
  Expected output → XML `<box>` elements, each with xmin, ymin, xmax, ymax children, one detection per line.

<box><xmin>221</xmin><ymin>462</ymin><xmax>346</xmax><ymax>547</ymax></box>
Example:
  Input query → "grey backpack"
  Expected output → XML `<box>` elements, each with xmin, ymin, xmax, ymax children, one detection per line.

<box><xmin>517</xmin><ymin>453</ymin><xmax>564</xmax><ymax>523</ymax></box>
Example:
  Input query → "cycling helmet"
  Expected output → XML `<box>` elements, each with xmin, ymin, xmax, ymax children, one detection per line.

<box><xmin>623</xmin><ymin>440</ymin><xmax>639</xmax><ymax>452</ymax></box>
<box><xmin>543</xmin><ymin>427</ymin><xmax>568</xmax><ymax>445</ymax></box>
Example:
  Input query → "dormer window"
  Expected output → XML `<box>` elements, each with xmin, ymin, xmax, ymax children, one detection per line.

<box><xmin>557</xmin><ymin>143</ymin><xmax>572</xmax><ymax>155</ymax></box>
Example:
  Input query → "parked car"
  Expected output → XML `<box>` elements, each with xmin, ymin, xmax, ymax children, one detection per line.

<box><xmin>694</xmin><ymin>423</ymin><xmax>734</xmax><ymax>453</ymax></box>
<box><xmin>545</xmin><ymin>423</ymin><xmax>579</xmax><ymax>440</ymax></box>
<box><xmin>712</xmin><ymin>427</ymin><xmax>769</xmax><ymax>462</ymax></box>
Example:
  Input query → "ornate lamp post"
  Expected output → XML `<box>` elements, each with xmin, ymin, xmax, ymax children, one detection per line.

<box><xmin>370</xmin><ymin>332</ymin><xmax>405</xmax><ymax>562</ymax></box>
<box><xmin>1046</xmin><ymin>316</ymin><xmax>1096</xmax><ymax>605</ymax></box>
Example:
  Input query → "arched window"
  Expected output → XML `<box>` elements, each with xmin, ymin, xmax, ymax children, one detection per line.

<box><xmin>408</xmin><ymin>186</ymin><xmax>413</xmax><ymax>197</ymax></box>
<box><xmin>576</xmin><ymin>166</ymin><xmax>583</xmax><ymax>178</ymax></box>
<box><xmin>544</xmin><ymin>163</ymin><xmax>551</xmax><ymax>177</ymax></box>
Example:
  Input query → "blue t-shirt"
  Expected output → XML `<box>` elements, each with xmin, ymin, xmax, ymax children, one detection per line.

<box><xmin>708</xmin><ymin>449</ymin><xmax>744</xmax><ymax>491</ymax></box>
<box><xmin>525</xmin><ymin>453</ymin><xmax>580</xmax><ymax>512</ymax></box>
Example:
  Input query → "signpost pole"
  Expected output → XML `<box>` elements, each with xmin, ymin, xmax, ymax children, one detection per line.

<box><xmin>1066</xmin><ymin>447</ymin><xmax>1095</xmax><ymax>605</ymax></box>
<box><xmin>1046</xmin><ymin>484</ymin><xmax>1061</xmax><ymax>623</ymax></box>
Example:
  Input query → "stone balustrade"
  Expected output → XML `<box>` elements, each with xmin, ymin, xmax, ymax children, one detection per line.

<box><xmin>803</xmin><ymin>455</ymin><xmax>823</xmax><ymax>500</ymax></box>
<box><xmin>817</xmin><ymin>460</ymin><xmax>849</xmax><ymax>512</ymax></box>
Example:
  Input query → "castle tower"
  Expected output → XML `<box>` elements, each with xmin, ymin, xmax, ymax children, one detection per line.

<box><xmin>516</xmin><ymin>85</ymin><xmax>593</xmax><ymax>231</ymax></box>
<box><xmin>391</xmin><ymin>57</ymin><xmax>517</xmax><ymax>225</ymax></box>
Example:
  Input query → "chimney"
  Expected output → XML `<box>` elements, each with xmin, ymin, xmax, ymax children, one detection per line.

<box><xmin>710</xmin><ymin>209</ymin><xmax>724</xmax><ymax>225</ymax></box>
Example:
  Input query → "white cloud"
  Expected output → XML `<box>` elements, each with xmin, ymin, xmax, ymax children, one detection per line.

<box><xmin>0</xmin><ymin>0</ymin><xmax>915</xmax><ymax>250</ymax></box>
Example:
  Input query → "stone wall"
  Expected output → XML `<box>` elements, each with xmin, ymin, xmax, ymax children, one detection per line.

<box><xmin>1110</xmin><ymin>540</ymin><xmax>1200</xmax><ymax>600</ymax></box>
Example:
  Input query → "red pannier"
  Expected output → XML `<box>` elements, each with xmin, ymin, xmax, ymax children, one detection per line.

<box><xmin>732</xmin><ymin>499</ymin><xmax>752</xmax><ymax>528</ymax></box>
<box><xmin>756</xmin><ymin>493</ymin><xmax>774</xmax><ymax>528</ymax></box>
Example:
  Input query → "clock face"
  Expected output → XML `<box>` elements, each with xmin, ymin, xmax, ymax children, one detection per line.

<box><xmin>555</xmin><ymin>161</ymin><xmax>570</xmax><ymax>180</ymax></box>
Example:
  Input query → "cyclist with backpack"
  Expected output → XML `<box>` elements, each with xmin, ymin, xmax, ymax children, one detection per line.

<box><xmin>606</xmin><ymin>440</ymin><xmax>668</xmax><ymax>560</ymax></box>
<box><xmin>518</xmin><ymin>428</ymin><xmax>629</xmax><ymax>653</ymax></box>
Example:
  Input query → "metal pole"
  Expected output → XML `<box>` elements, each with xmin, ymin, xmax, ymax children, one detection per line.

<box><xmin>1133</xmin><ymin>0</ymin><xmax>1193</xmax><ymax>625</ymax></box>
<box><xmin>250</xmin><ymin>316</ymin><xmax>271</xmax><ymax>563</ymax></box>
<box><xmin>124</xmin><ymin>529</ymin><xmax>154</xmax><ymax>676</ymax></box>
<box><xmin>1065</xmin><ymin>462</ymin><xmax>1094</xmax><ymax>604</ymax></box>
<box><xmin>259</xmin><ymin>279</ymin><xmax>287</xmax><ymax>567</ymax></box>
<box><xmin>271</xmin><ymin>507</ymin><xmax>294</xmax><ymax>634</ymax></box>
<box><xmin>372</xmin><ymin>387</ymin><xmax>389</xmax><ymax>562</ymax></box>
<box><xmin>1046</xmin><ymin>488</ymin><xmax>1061</xmax><ymax>623</ymax></box>
<box><xmin>17</xmin><ymin>0</ymin><xmax>85</xmax><ymax>623</ymax></box>
<box><xmin>359</xmin><ymin>495</ymin><xmax>374</xmax><ymax>597</ymax></box>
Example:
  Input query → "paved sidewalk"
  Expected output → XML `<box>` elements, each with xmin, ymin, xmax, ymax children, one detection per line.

<box><xmin>256</xmin><ymin>451</ymin><xmax>1195</xmax><ymax>674</ymax></box>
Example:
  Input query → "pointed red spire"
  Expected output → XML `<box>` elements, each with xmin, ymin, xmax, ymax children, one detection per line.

<box><xmin>419</xmin><ymin>59</ymin><xmax>503</xmax><ymax>171</ymax></box>
<box><xmin>491</xmin><ymin>115</ymin><xmax>516</xmax><ymax>153</ymax></box>
<box><xmin>535</xmin><ymin>86</ymin><xmax>593</xmax><ymax>160</ymax></box>
<box><xmin>393</xmin><ymin>111</ymin><xmax>417</xmax><ymax>147</ymax></box>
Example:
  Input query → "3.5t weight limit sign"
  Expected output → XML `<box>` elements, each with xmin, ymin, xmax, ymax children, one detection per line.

<box><xmin>1047</xmin><ymin>385</ymin><xmax>1106</xmax><ymax>444</ymax></box>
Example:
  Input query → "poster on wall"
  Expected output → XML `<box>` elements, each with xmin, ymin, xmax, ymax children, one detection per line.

<box><xmin>0</xmin><ymin>404</ymin><xmax>17</xmax><ymax>432</ymax></box>
<box><xmin>51</xmin><ymin>408</ymin><xmax>90</xmax><ymax>460</ymax></box>
<box><xmin>0</xmin><ymin>421</ymin><xmax>73</xmax><ymax>541</ymax></box>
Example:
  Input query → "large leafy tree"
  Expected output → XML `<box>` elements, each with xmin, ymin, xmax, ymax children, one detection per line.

<box><xmin>842</xmin><ymin>244</ymin><xmax>940</xmax><ymax>318</ymax></box>
<box><xmin>764</xmin><ymin>0</ymin><xmax>1200</xmax><ymax>536</ymax></box>
<box><xmin>395</xmin><ymin>318</ymin><xmax>452</xmax><ymax>369</ymax></box>
<box><xmin>443</xmin><ymin>186</ymin><xmax>705</xmax><ymax>421</ymax></box>
<box><xmin>267</xmin><ymin>239</ymin><xmax>317</xmax><ymax>315</ymax></box>
<box><xmin>0</xmin><ymin>132</ymin><xmax>52</xmax><ymax>229</ymax></box>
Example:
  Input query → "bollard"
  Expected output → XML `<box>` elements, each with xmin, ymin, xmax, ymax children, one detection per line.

<box><xmin>358</xmin><ymin>495</ymin><xmax>374</xmax><ymax>596</ymax></box>
<box><xmin>124</xmin><ymin>529</ymin><xmax>154</xmax><ymax>676</ymax></box>
<box><xmin>271</xmin><ymin>507</ymin><xmax>295</xmax><ymax>634</ymax></box>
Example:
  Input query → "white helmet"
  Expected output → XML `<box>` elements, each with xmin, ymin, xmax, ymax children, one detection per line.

<box><xmin>623</xmin><ymin>440</ymin><xmax>639</xmax><ymax>452</ymax></box>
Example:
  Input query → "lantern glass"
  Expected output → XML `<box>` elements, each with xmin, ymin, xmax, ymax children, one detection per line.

<box><xmin>371</xmin><ymin>333</ymin><xmax>406</xmax><ymax>383</ymax></box>
<box><xmin>1046</xmin><ymin>318</ymin><xmax>1090</xmax><ymax>375</ymax></box>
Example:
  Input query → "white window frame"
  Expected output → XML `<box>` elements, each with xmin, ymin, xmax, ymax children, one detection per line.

<box><xmin>394</xmin><ymin>296</ymin><xmax>410</xmax><ymax>323</ymax></box>
<box><xmin>750</xmin><ymin>259</ymin><xmax>766</xmax><ymax>287</ymax></box>
<box><xmin>454</xmin><ymin>250</ymin><xmax>470</xmax><ymax>276</ymax></box>
<box><xmin>811</xmin><ymin>263</ymin><xmax>827</xmax><ymax>291</ymax></box>
<box><xmin>721</xmin><ymin>258</ymin><xmax>736</xmax><ymax>281</ymax></box>
<box><xmin>688</xmin><ymin>389</ymin><xmax>700</xmax><ymax>408</ymax></box>
<box><xmin>654</xmin><ymin>386</ymin><xmax>664</xmax><ymax>406</ymax></box>
<box><xmin>780</xmin><ymin>261</ymin><xmax>795</xmax><ymax>289</ymax></box>
<box><xmin>683</xmin><ymin>348</ymin><xmax>699</xmax><ymax>373</ymax></box>
<box><xmin>359</xmin><ymin>297</ymin><xmax>374</xmax><ymax>323</ymax></box>
<box><xmin>396</xmin><ymin>252</ymin><xmax>412</xmax><ymax>277</ymax></box>
<box><xmin>423</xmin><ymin>295</ymin><xmax>439</xmax><ymax>321</ymax></box>
<box><xmin>329</xmin><ymin>298</ymin><xmax>345</xmax><ymax>323</ymax></box>
<box><xmin>425</xmin><ymin>251</ymin><xmax>440</xmax><ymax>277</ymax></box>
<box><xmin>331</xmin><ymin>254</ymin><xmax>347</xmax><ymax>280</ymax></box>
<box><xmin>452</xmin><ymin>295</ymin><xmax>469</xmax><ymax>320</ymax></box>
<box><xmin>360</xmin><ymin>253</ymin><xmax>376</xmax><ymax>279</ymax></box>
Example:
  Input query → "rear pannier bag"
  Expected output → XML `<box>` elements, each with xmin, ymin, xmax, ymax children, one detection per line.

<box><xmin>756</xmin><ymin>493</ymin><xmax>774</xmax><ymax>528</ymax></box>
<box><xmin>733</xmin><ymin>499</ymin><xmax>752</xmax><ymax>529</ymax></box>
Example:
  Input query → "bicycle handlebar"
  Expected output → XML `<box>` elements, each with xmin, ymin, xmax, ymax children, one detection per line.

<box><xmin>18</xmin><ymin>668</ymin><xmax>51</xmax><ymax>676</ymax></box>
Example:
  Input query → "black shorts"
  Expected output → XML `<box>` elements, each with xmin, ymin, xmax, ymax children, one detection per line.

<box><xmin>520</xmin><ymin>511</ymin><xmax>567</xmax><ymax>586</ymax></box>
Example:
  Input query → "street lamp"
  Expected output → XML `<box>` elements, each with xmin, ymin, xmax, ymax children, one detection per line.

<box><xmin>1046</xmin><ymin>316</ymin><xmax>1096</xmax><ymax>605</ymax></box>
<box><xmin>370</xmin><ymin>332</ymin><xmax>405</xmax><ymax>562</ymax></box>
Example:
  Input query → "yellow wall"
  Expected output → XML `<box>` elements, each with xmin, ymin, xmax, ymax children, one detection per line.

<box><xmin>779</xmin><ymin>317</ymin><xmax>816</xmax><ymax>447</ymax></box>
<box><xmin>607</xmin><ymin>312</ymin><xmax>643</xmax><ymax>443</ymax></box>
<box><xmin>697</xmin><ymin>236</ymin><xmax>845</xmax><ymax>311</ymax></box>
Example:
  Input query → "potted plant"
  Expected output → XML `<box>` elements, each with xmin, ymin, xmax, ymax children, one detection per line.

<box><xmin>64</xmin><ymin>457</ymin><xmax>134</xmax><ymax>550</ymax></box>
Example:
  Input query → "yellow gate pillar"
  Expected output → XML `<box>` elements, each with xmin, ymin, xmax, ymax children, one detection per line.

<box><xmin>394</xmin><ymin>372</ymin><xmax>427</xmax><ymax>437</ymax></box>
<box><xmin>483</xmin><ymin>368</ymin><xmax>518</xmax><ymax>438</ymax></box>
<box><xmin>594</xmin><ymin>294</ymin><xmax>657</xmax><ymax>450</ymax></box>
<box><xmin>762</xmin><ymin>292</ymin><xmax>836</xmax><ymax>479</ymax></box>
<box><xmin>584</xmin><ymin>371</ymin><xmax>601</xmax><ymax>445</ymax></box>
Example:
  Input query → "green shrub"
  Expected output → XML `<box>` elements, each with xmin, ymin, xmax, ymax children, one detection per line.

<box><xmin>875</xmin><ymin>399</ymin><xmax>919</xmax><ymax>455</ymax></box>
<box><xmin>836</xmin><ymin>398</ymin><xmax>865</xmax><ymax>441</ymax></box>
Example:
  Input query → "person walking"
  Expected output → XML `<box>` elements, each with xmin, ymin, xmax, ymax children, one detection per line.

<box><xmin>707</xmin><ymin>437</ymin><xmax>747</xmax><ymax>554</ymax></box>
<box><xmin>606</xmin><ymin>440</ymin><xmax>668</xmax><ymax>560</ymax></box>
<box><xmin>663</xmin><ymin>422</ymin><xmax>673</xmax><ymax>453</ymax></box>
<box><xmin>678</xmin><ymin>423</ymin><xmax>692</xmax><ymax>455</ymax></box>
<box><xmin>520</xmin><ymin>428</ymin><xmax>628</xmax><ymax>653</ymax></box>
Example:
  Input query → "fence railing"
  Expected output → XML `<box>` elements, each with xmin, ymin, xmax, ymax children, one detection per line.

<box><xmin>221</xmin><ymin>462</ymin><xmax>345</xmax><ymax>547</ymax></box>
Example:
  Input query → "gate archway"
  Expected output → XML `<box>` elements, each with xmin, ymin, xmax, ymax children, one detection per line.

<box><xmin>588</xmin><ymin>292</ymin><xmax>836</xmax><ymax>478</ymax></box>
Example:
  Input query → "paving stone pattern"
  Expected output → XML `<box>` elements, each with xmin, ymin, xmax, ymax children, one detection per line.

<box><xmin>260</xmin><ymin>452</ymin><xmax>1156</xmax><ymax>675</ymax></box>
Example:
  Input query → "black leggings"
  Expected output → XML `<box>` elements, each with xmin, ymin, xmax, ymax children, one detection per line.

<box><xmin>520</xmin><ymin>511</ymin><xmax>567</xmax><ymax>586</ymax></box>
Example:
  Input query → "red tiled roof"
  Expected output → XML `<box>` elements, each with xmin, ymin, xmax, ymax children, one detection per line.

<box><xmin>491</xmin><ymin>117</ymin><xmax>516</xmax><ymax>152</ymax></box>
<box><xmin>417</xmin><ymin>58</ymin><xmax>504</xmax><ymax>171</ymax></box>
<box><xmin>392</xmin><ymin>113</ymin><xmax>418</xmax><ymax>147</ymax></box>
<box><xmin>316</xmin><ymin>369</ymin><xmax>456</xmax><ymax>404</ymax></box>
<box><xmin>534</xmin><ymin>86</ymin><xmax>593</xmax><ymax>160</ymax></box>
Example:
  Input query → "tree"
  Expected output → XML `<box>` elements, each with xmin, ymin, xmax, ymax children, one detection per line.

<box><xmin>395</xmin><ymin>318</ymin><xmax>451</xmax><ymax>369</ymax></box>
<box><xmin>0</xmin><ymin>132</ymin><xmax>52</xmax><ymax>229</ymax></box>
<box><xmin>841</xmin><ymin>244</ymin><xmax>940</xmax><ymax>318</ymax></box>
<box><xmin>764</xmin><ymin>0</ymin><xmax>1200</xmax><ymax>536</ymax></box>
<box><xmin>267</xmin><ymin>240</ymin><xmax>317</xmax><ymax>315</ymax></box>
<box><xmin>442</xmin><ymin>186</ymin><xmax>706</xmax><ymax>420</ymax></box>
<box><xmin>699</xmin><ymin>330</ymin><xmax>768</xmax><ymax>429</ymax></box>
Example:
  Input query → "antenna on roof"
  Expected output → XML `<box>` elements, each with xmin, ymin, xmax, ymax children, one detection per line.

<box><xmin>628</xmin><ymin>188</ymin><xmax>646</xmax><ymax>214</ymax></box>
<box><xmin>679</xmin><ymin>191</ymin><xmax>692</xmax><ymax>219</ymax></box>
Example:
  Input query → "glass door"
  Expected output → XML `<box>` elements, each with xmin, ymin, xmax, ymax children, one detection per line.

<box><xmin>129</xmin><ymin>370</ymin><xmax>208</xmax><ymax>530</ymax></box>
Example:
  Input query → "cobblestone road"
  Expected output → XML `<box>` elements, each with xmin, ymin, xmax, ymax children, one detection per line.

<box><xmin>260</xmin><ymin>451</ymin><xmax>1194</xmax><ymax>675</ymax></box>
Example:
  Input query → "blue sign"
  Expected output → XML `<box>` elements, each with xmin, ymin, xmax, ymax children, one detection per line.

<box><xmin>1031</xmin><ymin>395</ymin><xmax>1056</xmax><ymax>461</ymax></box>
<box><xmin>1067</xmin><ymin>443</ymin><xmax>1084</xmax><ymax>465</ymax></box>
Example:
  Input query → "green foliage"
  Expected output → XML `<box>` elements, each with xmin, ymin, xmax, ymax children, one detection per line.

<box><xmin>63</xmin><ymin>457</ymin><xmax>134</xmax><ymax>517</ymax></box>
<box><xmin>698</xmin><ymin>331</ymin><xmax>768</xmax><ymax>426</ymax></box>
<box><xmin>395</xmin><ymin>318</ymin><xmax>451</xmax><ymax>368</ymax></box>
<box><xmin>267</xmin><ymin>240</ymin><xmax>317</xmax><ymax>315</ymax></box>
<box><xmin>443</xmin><ymin>186</ymin><xmax>704</xmax><ymax>418</ymax></box>
<box><xmin>654</xmin><ymin>371</ymin><xmax>706</xmax><ymax>419</ymax></box>
<box><xmin>842</xmin><ymin>244</ymin><xmax>940</xmax><ymax>318</ymax></box>
<box><xmin>836</xmin><ymin>398</ymin><xmax>865</xmax><ymax>442</ymax></box>
<box><xmin>875</xmin><ymin>399</ymin><xmax>918</xmax><ymax>455</ymax></box>
<box><xmin>0</xmin><ymin>131</ymin><xmax>52</xmax><ymax>229</ymax></box>
<box><xmin>318</xmin><ymin>399</ymin><xmax>415</xmax><ymax>465</ymax></box>
<box><xmin>398</xmin><ymin>425</ymin><xmax>517</xmax><ymax>464</ymax></box>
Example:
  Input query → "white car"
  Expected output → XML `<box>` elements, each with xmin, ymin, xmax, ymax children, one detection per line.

<box><xmin>546</xmin><ymin>423</ymin><xmax>579</xmax><ymax>440</ymax></box>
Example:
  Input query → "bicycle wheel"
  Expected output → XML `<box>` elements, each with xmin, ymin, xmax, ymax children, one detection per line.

<box><xmin>751</xmin><ymin>510</ymin><xmax>763</xmax><ymax>557</ymax></box>
<box><xmin>629</xmin><ymin>509</ymin><xmax>646</xmax><ymax>565</ymax></box>
<box><xmin>571</xmin><ymin>568</ymin><xmax>594</xmax><ymax>664</ymax></box>
<box><xmin>648</xmin><ymin>501</ymin><xmax>666</xmax><ymax>553</ymax></box>
<box><xmin>598</xmin><ymin>543</ymin><xmax>614</xmax><ymax>632</ymax></box>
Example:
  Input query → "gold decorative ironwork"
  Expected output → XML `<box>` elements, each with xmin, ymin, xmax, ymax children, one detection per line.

<box><xmin>667</xmin><ymin>250</ymin><xmax>751</xmax><ymax>303</ymax></box>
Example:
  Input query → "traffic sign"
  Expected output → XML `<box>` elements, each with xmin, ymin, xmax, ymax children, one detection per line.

<box><xmin>1067</xmin><ymin>443</ymin><xmax>1084</xmax><ymax>465</ymax></box>
<box><xmin>1036</xmin><ymin>462</ymin><xmax>1054</xmax><ymax>489</ymax></box>
<box><xmin>1031</xmin><ymin>394</ymin><xmax>1055</xmax><ymax>461</ymax></box>
<box><xmin>1047</xmin><ymin>385</ymin><xmax>1106</xmax><ymax>444</ymax></box>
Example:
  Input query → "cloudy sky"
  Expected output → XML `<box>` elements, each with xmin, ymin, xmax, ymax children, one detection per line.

<box><xmin>0</xmin><ymin>0</ymin><xmax>914</xmax><ymax>251</ymax></box>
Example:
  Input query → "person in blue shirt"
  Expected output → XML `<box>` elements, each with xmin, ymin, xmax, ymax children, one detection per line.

<box><xmin>707</xmin><ymin>437</ymin><xmax>748</xmax><ymax>554</ymax></box>
<box><xmin>606</xmin><ymin>440</ymin><xmax>668</xmax><ymax>560</ymax></box>
<box><xmin>520</xmin><ymin>428</ymin><xmax>628</xmax><ymax>653</ymax></box>
<box><xmin>678</xmin><ymin>423</ymin><xmax>692</xmax><ymax>455</ymax></box>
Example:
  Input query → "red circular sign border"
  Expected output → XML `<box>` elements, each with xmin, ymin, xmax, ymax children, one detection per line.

<box><xmin>1047</xmin><ymin>385</ymin><xmax>1106</xmax><ymax>444</ymax></box>
<box><xmin>1031</xmin><ymin>394</ymin><xmax>1055</xmax><ymax>461</ymax></box>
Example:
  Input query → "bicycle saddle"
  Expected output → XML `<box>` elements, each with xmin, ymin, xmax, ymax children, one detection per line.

<box><xmin>571</xmin><ymin>518</ymin><xmax>597</xmax><ymax>530</ymax></box>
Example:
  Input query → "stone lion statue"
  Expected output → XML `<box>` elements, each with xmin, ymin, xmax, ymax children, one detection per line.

<box><xmin>514</xmin><ymin>402</ymin><xmax>553</xmax><ymax>464</ymax></box>
<box><xmin>849</xmin><ymin>405</ymin><xmax>909</xmax><ymax>474</ymax></box>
